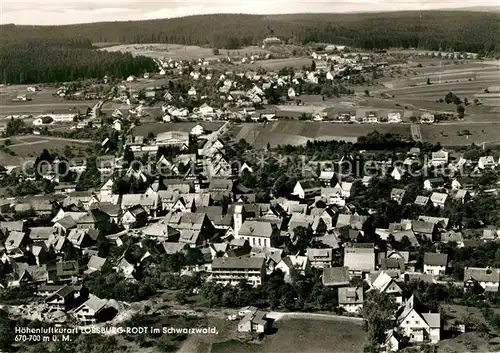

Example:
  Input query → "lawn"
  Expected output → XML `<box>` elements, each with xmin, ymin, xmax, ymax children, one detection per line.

<box><xmin>210</xmin><ymin>318</ymin><xmax>366</xmax><ymax>353</ymax></box>
<box><xmin>236</xmin><ymin>121</ymin><xmax>410</xmax><ymax>147</ymax></box>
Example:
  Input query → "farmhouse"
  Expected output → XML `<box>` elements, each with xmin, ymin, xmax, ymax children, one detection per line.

<box><xmin>338</xmin><ymin>286</ymin><xmax>364</xmax><ymax>313</ymax></box>
<box><xmin>464</xmin><ymin>267</ymin><xmax>500</xmax><ymax>292</ymax></box>
<box><xmin>423</xmin><ymin>252</ymin><xmax>447</xmax><ymax>277</ymax></box>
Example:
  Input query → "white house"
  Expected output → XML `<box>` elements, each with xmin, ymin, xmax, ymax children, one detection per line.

<box><xmin>430</xmin><ymin>192</ymin><xmax>448</xmax><ymax>208</ymax></box>
<box><xmin>275</xmin><ymin>255</ymin><xmax>309</xmax><ymax>283</ymax></box>
<box><xmin>126</xmin><ymin>75</ymin><xmax>136</xmax><ymax>82</ymax></box>
<box><xmin>292</xmin><ymin>181</ymin><xmax>321</xmax><ymax>200</ymax></box>
<box><xmin>391</xmin><ymin>167</ymin><xmax>405</xmax><ymax>181</ymax></box>
<box><xmin>431</xmin><ymin>150</ymin><xmax>449</xmax><ymax>167</ymax></box>
<box><xmin>388</xmin><ymin>112</ymin><xmax>402</xmax><ymax>123</ymax></box>
<box><xmin>478</xmin><ymin>156</ymin><xmax>496</xmax><ymax>169</ymax></box>
<box><xmin>423</xmin><ymin>252</ymin><xmax>447</xmax><ymax>277</ymax></box>
<box><xmin>113</xmin><ymin>120</ymin><xmax>122</xmax><ymax>131</ymax></box>
<box><xmin>397</xmin><ymin>295</ymin><xmax>440</xmax><ymax>344</ymax></box>
<box><xmin>190</xmin><ymin>124</ymin><xmax>204</xmax><ymax>136</ymax></box>
<box><xmin>288</xmin><ymin>87</ymin><xmax>296</xmax><ymax>98</ymax></box>
<box><xmin>188</xmin><ymin>87</ymin><xmax>197</xmax><ymax>96</ymax></box>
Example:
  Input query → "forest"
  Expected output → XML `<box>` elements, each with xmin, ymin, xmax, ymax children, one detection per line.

<box><xmin>1</xmin><ymin>11</ymin><xmax>499</xmax><ymax>54</ymax></box>
<box><xmin>0</xmin><ymin>38</ymin><xmax>157</xmax><ymax>84</ymax></box>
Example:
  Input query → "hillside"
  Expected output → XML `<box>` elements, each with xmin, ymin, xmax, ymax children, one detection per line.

<box><xmin>1</xmin><ymin>11</ymin><xmax>499</xmax><ymax>54</ymax></box>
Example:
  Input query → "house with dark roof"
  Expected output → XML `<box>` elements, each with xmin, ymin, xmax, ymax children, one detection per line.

<box><xmin>56</xmin><ymin>261</ymin><xmax>79</xmax><ymax>283</ymax></box>
<box><xmin>45</xmin><ymin>285</ymin><xmax>80</xmax><ymax>312</ymax></box>
<box><xmin>464</xmin><ymin>267</ymin><xmax>500</xmax><ymax>292</ymax></box>
<box><xmin>423</xmin><ymin>253</ymin><xmax>447</xmax><ymax>277</ymax></box>
<box><xmin>238</xmin><ymin>220</ymin><xmax>278</xmax><ymax>248</ymax></box>
<box><xmin>211</xmin><ymin>256</ymin><xmax>266</xmax><ymax>287</ymax></box>
<box><xmin>71</xmin><ymin>294</ymin><xmax>107</xmax><ymax>325</ymax></box>
<box><xmin>338</xmin><ymin>286</ymin><xmax>364</xmax><ymax>314</ymax></box>
<box><xmin>121</xmin><ymin>205</ymin><xmax>148</xmax><ymax>229</ymax></box>
<box><xmin>306</xmin><ymin>248</ymin><xmax>333</xmax><ymax>268</ymax></box>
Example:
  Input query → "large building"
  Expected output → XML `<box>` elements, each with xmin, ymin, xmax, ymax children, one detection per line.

<box><xmin>210</xmin><ymin>256</ymin><xmax>266</xmax><ymax>287</ymax></box>
<box><xmin>262</xmin><ymin>37</ymin><xmax>282</xmax><ymax>48</ymax></box>
<box><xmin>155</xmin><ymin>131</ymin><xmax>190</xmax><ymax>149</ymax></box>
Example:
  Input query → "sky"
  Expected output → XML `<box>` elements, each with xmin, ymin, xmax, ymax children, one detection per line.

<box><xmin>1</xmin><ymin>0</ymin><xmax>498</xmax><ymax>25</ymax></box>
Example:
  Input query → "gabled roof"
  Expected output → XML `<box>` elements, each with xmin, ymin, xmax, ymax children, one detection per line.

<box><xmin>29</xmin><ymin>227</ymin><xmax>54</xmax><ymax>241</ymax></box>
<box><xmin>423</xmin><ymin>252</ymin><xmax>448</xmax><ymax>267</ymax></box>
<box><xmin>338</xmin><ymin>286</ymin><xmax>363</xmax><ymax>305</ymax></box>
<box><xmin>344</xmin><ymin>243</ymin><xmax>375</xmax><ymax>272</ymax></box>
<box><xmin>56</xmin><ymin>261</ymin><xmax>79</xmax><ymax>277</ymax></box>
<box><xmin>322</xmin><ymin>266</ymin><xmax>350</xmax><ymax>286</ymax></box>
<box><xmin>464</xmin><ymin>267</ymin><xmax>500</xmax><ymax>284</ymax></box>
<box><xmin>212</xmin><ymin>256</ymin><xmax>265</xmax><ymax>270</ymax></box>
<box><xmin>239</xmin><ymin>220</ymin><xmax>274</xmax><ymax>238</ymax></box>
<box><xmin>87</xmin><ymin>255</ymin><xmax>107</xmax><ymax>271</ymax></box>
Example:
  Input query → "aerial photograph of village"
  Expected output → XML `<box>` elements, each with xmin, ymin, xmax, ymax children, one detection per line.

<box><xmin>0</xmin><ymin>0</ymin><xmax>499</xmax><ymax>352</ymax></box>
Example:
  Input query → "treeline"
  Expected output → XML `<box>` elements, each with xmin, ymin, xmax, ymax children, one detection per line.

<box><xmin>1</xmin><ymin>12</ymin><xmax>499</xmax><ymax>54</ymax></box>
<box><xmin>0</xmin><ymin>39</ymin><xmax>157</xmax><ymax>84</ymax></box>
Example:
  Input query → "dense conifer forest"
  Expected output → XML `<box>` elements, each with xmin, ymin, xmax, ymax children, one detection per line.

<box><xmin>0</xmin><ymin>39</ymin><xmax>156</xmax><ymax>84</ymax></box>
<box><xmin>1</xmin><ymin>12</ymin><xmax>499</xmax><ymax>54</ymax></box>
<box><xmin>0</xmin><ymin>11</ymin><xmax>498</xmax><ymax>84</ymax></box>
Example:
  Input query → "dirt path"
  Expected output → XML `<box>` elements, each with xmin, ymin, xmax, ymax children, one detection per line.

<box><xmin>267</xmin><ymin>311</ymin><xmax>364</xmax><ymax>323</ymax></box>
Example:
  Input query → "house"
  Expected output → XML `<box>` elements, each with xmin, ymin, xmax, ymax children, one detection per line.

<box><xmin>237</xmin><ymin>220</ymin><xmax>277</xmax><ymax>248</ymax></box>
<box><xmin>430</xmin><ymin>150</ymin><xmax>449</xmax><ymax>167</ymax></box>
<box><xmin>318</xmin><ymin>171</ymin><xmax>337</xmax><ymax>187</ymax></box>
<box><xmin>4</xmin><ymin>231</ymin><xmax>29</xmax><ymax>256</ymax></box>
<box><xmin>430</xmin><ymin>192</ymin><xmax>448</xmax><ymax>208</ymax></box>
<box><xmin>424</xmin><ymin>177</ymin><xmax>445</xmax><ymax>191</ymax></box>
<box><xmin>155</xmin><ymin>131</ymin><xmax>190</xmax><ymax>150</ymax></box>
<box><xmin>322</xmin><ymin>266</ymin><xmax>350</xmax><ymax>287</ymax></box>
<box><xmin>423</xmin><ymin>252</ymin><xmax>447</xmax><ymax>277</ymax></box>
<box><xmin>464</xmin><ymin>267</ymin><xmax>500</xmax><ymax>292</ymax></box>
<box><xmin>85</xmin><ymin>255</ymin><xmax>108</xmax><ymax>275</ymax></box>
<box><xmin>440</xmin><ymin>231</ymin><xmax>464</xmax><ymax>247</ymax></box>
<box><xmin>344</xmin><ymin>243</ymin><xmax>375</xmax><ymax>277</ymax></box>
<box><xmin>420</xmin><ymin>112</ymin><xmax>435</xmax><ymax>124</ymax></box>
<box><xmin>388</xmin><ymin>112</ymin><xmax>402</xmax><ymax>123</ymax></box>
<box><xmin>391</xmin><ymin>167</ymin><xmax>405</xmax><ymax>181</ymax></box>
<box><xmin>56</xmin><ymin>261</ymin><xmax>79</xmax><ymax>283</ymax></box>
<box><xmin>238</xmin><ymin>308</ymin><xmax>268</xmax><ymax>333</ymax></box>
<box><xmin>292</xmin><ymin>180</ymin><xmax>321</xmax><ymax>200</ymax></box>
<box><xmin>187</xmin><ymin>87</ymin><xmax>197</xmax><ymax>96</ymax></box>
<box><xmin>414</xmin><ymin>196</ymin><xmax>429</xmax><ymax>207</ymax></box>
<box><xmin>121</xmin><ymin>205</ymin><xmax>148</xmax><ymax>229</ymax></box>
<box><xmin>275</xmin><ymin>255</ymin><xmax>310</xmax><ymax>282</ymax></box>
<box><xmin>390</xmin><ymin>188</ymin><xmax>406</xmax><ymax>204</ymax></box>
<box><xmin>383</xmin><ymin>329</ymin><xmax>402</xmax><ymax>352</ymax></box>
<box><xmin>397</xmin><ymin>294</ymin><xmax>441</xmax><ymax>344</ymax></box>
<box><xmin>306</xmin><ymin>248</ymin><xmax>333</xmax><ymax>268</ymax></box>
<box><xmin>370</xmin><ymin>271</ymin><xmax>404</xmax><ymax>304</ymax></box>
<box><xmin>45</xmin><ymin>285</ymin><xmax>79</xmax><ymax>312</ymax></box>
<box><xmin>190</xmin><ymin>124</ymin><xmax>205</xmax><ymax>136</ymax></box>
<box><xmin>478</xmin><ymin>156</ymin><xmax>496</xmax><ymax>169</ymax></box>
<box><xmin>338</xmin><ymin>286</ymin><xmax>364</xmax><ymax>314</ymax></box>
<box><xmin>71</xmin><ymin>295</ymin><xmax>107</xmax><ymax>325</ymax></box>
<box><xmin>210</xmin><ymin>256</ymin><xmax>266</xmax><ymax>287</ymax></box>
<box><xmin>67</xmin><ymin>228</ymin><xmax>97</xmax><ymax>249</ymax></box>
<box><xmin>452</xmin><ymin>189</ymin><xmax>469</xmax><ymax>204</ymax></box>
<box><xmin>287</xmin><ymin>87</ymin><xmax>296</xmax><ymax>98</ymax></box>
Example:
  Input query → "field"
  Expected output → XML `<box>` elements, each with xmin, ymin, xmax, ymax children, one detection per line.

<box><xmin>209</xmin><ymin>318</ymin><xmax>366</xmax><ymax>353</ymax></box>
<box><xmin>100</xmin><ymin>44</ymin><xmax>270</xmax><ymax>61</ymax></box>
<box><xmin>235</xmin><ymin>121</ymin><xmax>410</xmax><ymax>147</ymax></box>
<box><xmin>132</xmin><ymin>121</ymin><xmax>224</xmax><ymax>136</ymax></box>
<box><xmin>420</xmin><ymin>123</ymin><xmax>500</xmax><ymax>146</ymax></box>
<box><xmin>0</xmin><ymin>136</ymin><xmax>93</xmax><ymax>165</ymax></box>
<box><xmin>0</xmin><ymin>85</ymin><xmax>97</xmax><ymax>117</ymax></box>
<box><xmin>373</xmin><ymin>60</ymin><xmax>500</xmax><ymax>123</ymax></box>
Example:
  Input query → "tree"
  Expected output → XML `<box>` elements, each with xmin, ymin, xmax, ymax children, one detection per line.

<box><xmin>444</xmin><ymin>91</ymin><xmax>454</xmax><ymax>104</ymax></box>
<box><xmin>311</xmin><ymin>60</ymin><xmax>316</xmax><ymax>71</ymax></box>
<box><xmin>463</xmin><ymin>97</ymin><xmax>469</xmax><ymax>106</ymax></box>
<box><xmin>362</xmin><ymin>291</ymin><xmax>398</xmax><ymax>347</ymax></box>
<box><xmin>212</xmin><ymin>48</ymin><xmax>220</xmax><ymax>55</ymax></box>
<box><xmin>364</xmin><ymin>89</ymin><xmax>370</xmax><ymax>97</ymax></box>
<box><xmin>427</xmin><ymin>77</ymin><xmax>431</xmax><ymax>85</ymax></box>
<box><xmin>457</xmin><ymin>104</ymin><xmax>465</xmax><ymax>119</ymax></box>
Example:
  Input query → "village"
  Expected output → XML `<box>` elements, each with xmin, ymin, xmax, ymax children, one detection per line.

<box><xmin>0</xmin><ymin>33</ymin><xmax>499</xmax><ymax>353</ymax></box>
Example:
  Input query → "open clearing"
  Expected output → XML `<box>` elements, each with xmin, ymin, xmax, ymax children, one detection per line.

<box><xmin>209</xmin><ymin>318</ymin><xmax>366</xmax><ymax>353</ymax></box>
<box><xmin>420</xmin><ymin>123</ymin><xmax>500</xmax><ymax>146</ymax></box>
<box><xmin>235</xmin><ymin>121</ymin><xmax>410</xmax><ymax>147</ymax></box>
<box><xmin>0</xmin><ymin>136</ymin><xmax>93</xmax><ymax>164</ymax></box>
<box><xmin>100</xmin><ymin>44</ymin><xmax>270</xmax><ymax>61</ymax></box>
<box><xmin>0</xmin><ymin>85</ymin><xmax>97</xmax><ymax>117</ymax></box>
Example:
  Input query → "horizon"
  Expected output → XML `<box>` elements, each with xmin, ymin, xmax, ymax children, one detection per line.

<box><xmin>1</xmin><ymin>0</ymin><xmax>498</xmax><ymax>26</ymax></box>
